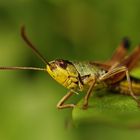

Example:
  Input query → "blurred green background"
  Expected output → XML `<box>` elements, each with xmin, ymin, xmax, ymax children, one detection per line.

<box><xmin>0</xmin><ymin>0</ymin><xmax>140</xmax><ymax>140</ymax></box>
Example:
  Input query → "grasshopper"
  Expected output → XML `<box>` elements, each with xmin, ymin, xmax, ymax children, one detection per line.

<box><xmin>0</xmin><ymin>26</ymin><xmax>140</xmax><ymax>109</ymax></box>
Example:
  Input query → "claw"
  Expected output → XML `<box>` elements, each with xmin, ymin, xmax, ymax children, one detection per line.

<box><xmin>82</xmin><ymin>103</ymin><xmax>88</xmax><ymax>110</ymax></box>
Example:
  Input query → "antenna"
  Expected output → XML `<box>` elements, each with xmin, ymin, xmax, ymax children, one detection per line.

<box><xmin>0</xmin><ymin>66</ymin><xmax>46</xmax><ymax>71</ymax></box>
<box><xmin>21</xmin><ymin>26</ymin><xmax>50</xmax><ymax>66</ymax></box>
<box><xmin>0</xmin><ymin>26</ymin><xmax>49</xmax><ymax>72</ymax></box>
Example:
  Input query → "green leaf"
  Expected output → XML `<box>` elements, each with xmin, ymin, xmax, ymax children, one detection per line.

<box><xmin>72</xmin><ymin>91</ymin><xmax>140</xmax><ymax>128</ymax></box>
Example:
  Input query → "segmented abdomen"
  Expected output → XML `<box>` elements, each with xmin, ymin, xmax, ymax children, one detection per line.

<box><xmin>110</xmin><ymin>77</ymin><xmax>140</xmax><ymax>95</ymax></box>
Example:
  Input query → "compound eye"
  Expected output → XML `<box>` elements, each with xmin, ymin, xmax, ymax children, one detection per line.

<box><xmin>59</xmin><ymin>61</ymin><xmax>67</xmax><ymax>69</ymax></box>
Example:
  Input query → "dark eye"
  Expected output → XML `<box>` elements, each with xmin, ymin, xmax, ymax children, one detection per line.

<box><xmin>55</xmin><ymin>59</ymin><xmax>68</xmax><ymax>69</ymax></box>
<box><xmin>59</xmin><ymin>61</ymin><xmax>67</xmax><ymax>69</ymax></box>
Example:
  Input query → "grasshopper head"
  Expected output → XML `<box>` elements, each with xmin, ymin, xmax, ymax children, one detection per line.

<box><xmin>46</xmin><ymin>59</ymin><xmax>79</xmax><ymax>89</ymax></box>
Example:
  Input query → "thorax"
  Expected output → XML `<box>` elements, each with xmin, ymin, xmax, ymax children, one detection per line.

<box><xmin>72</xmin><ymin>61</ymin><xmax>107</xmax><ymax>91</ymax></box>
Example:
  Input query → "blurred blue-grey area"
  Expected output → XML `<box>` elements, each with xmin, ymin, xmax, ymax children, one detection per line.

<box><xmin>0</xmin><ymin>0</ymin><xmax>140</xmax><ymax>140</ymax></box>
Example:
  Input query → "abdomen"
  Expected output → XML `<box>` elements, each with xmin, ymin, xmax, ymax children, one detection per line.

<box><xmin>110</xmin><ymin>76</ymin><xmax>140</xmax><ymax>95</ymax></box>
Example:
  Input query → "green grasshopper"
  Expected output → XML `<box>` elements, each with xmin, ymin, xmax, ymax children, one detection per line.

<box><xmin>0</xmin><ymin>26</ymin><xmax>140</xmax><ymax>109</ymax></box>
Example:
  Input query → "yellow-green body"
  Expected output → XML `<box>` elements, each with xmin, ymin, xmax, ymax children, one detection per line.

<box><xmin>46</xmin><ymin>59</ymin><xmax>107</xmax><ymax>92</ymax></box>
<box><xmin>46</xmin><ymin>59</ymin><xmax>140</xmax><ymax>95</ymax></box>
<box><xmin>46</xmin><ymin>60</ymin><xmax>79</xmax><ymax>89</ymax></box>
